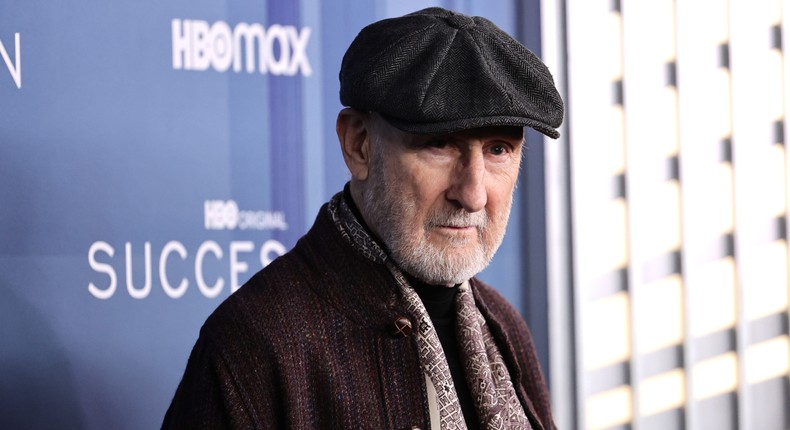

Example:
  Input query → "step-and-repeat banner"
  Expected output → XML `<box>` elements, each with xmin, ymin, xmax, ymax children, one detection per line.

<box><xmin>0</xmin><ymin>1</ymin><xmax>528</xmax><ymax>428</ymax></box>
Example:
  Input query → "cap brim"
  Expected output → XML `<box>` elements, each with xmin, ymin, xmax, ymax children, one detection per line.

<box><xmin>379</xmin><ymin>113</ymin><xmax>560</xmax><ymax>139</ymax></box>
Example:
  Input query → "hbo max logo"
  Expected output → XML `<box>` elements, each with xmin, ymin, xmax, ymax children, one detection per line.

<box><xmin>204</xmin><ymin>200</ymin><xmax>288</xmax><ymax>231</ymax></box>
<box><xmin>172</xmin><ymin>19</ymin><xmax>311</xmax><ymax>76</ymax></box>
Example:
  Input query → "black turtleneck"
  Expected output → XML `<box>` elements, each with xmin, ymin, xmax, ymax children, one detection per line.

<box><xmin>410</xmin><ymin>279</ymin><xmax>480</xmax><ymax>430</ymax></box>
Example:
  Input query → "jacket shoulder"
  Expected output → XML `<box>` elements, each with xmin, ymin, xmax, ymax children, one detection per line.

<box><xmin>201</xmin><ymin>248</ymin><xmax>319</xmax><ymax>342</ymax></box>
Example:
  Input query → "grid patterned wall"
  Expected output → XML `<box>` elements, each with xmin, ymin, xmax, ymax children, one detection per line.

<box><xmin>545</xmin><ymin>0</ymin><xmax>790</xmax><ymax>429</ymax></box>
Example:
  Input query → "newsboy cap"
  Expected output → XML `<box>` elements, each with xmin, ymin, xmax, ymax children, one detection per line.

<box><xmin>339</xmin><ymin>7</ymin><xmax>564</xmax><ymax>138</ymax></box>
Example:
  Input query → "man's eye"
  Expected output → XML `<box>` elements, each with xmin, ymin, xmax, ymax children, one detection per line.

<box><xmin>489</xmin><ymin>145</ymin><xmax>507</xmax><ymax>156</ymax></box>
<box><xmin>426</xmin><ymin>140</ymin><xmax>449</xmax><ymax>149</ymax></box>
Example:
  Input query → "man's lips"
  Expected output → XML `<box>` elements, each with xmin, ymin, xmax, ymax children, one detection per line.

<box><xmin>434</xmin><ymin>224</ymin><xmax>477</xmax><ymax>232</ymax></box>
<box><xmin>426</xmin><ymin>212</ymin><xmax>487</xmax><ymax>231</ymax></box>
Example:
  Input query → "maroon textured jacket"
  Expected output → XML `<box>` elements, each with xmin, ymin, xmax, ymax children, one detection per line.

<box><xmin>163</xmin><ymin>202</ymin><xmax>555</xmax><ymax>429</ymax></box>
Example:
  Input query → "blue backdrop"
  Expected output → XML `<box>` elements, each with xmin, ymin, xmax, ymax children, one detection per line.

<box><xmin>0</xmin><ymin>1</ymin><xmax>542</xmax><ymax>428</ymax></box>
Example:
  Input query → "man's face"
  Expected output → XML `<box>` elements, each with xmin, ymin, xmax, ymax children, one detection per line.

<box><xmin>359</xmin><ymin>116</ymin><xmax>524</xmax><ymax>285</ymax></box>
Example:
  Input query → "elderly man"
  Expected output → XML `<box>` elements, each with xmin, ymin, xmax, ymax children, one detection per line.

<box><xmin>163</xmin><ymin>7</ymin><xmax>562</xmax><ymax>430</ymax></box>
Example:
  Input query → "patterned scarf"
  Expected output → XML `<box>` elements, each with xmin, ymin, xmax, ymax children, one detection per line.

<box><xmin>329</xmin><ymin>192</ymin><xmax>532</xmax><ymax>430</ymax></box>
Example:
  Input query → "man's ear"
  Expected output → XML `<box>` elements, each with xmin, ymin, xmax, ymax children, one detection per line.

<box><xmin>336</xmin><ymin>108</ymin><xmax>372</xmax><ymax>181</ymax></box>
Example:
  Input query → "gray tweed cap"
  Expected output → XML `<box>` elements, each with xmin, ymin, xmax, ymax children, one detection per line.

<box><xmin>339</xmin><ymin>7</ymin><xmax>564</xmax><ymax>138</ymax></box>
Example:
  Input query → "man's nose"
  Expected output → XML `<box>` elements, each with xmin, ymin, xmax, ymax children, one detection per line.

<box><xmin>446</xmin><ymin>151</ymin><xmax>487</xmax><ymax>212</ymax></box>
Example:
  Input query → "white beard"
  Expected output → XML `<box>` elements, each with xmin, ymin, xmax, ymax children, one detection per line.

<box><xmin>360</xmin><ymin>148</ymin><xmax>513</xmax><ymax>285</ymax></box>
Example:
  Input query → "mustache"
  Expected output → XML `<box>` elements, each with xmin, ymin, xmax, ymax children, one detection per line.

<box><xmin>426</xmin><ymin>209</ymin><xmax>488</xmax><ymax>229</ymax></box>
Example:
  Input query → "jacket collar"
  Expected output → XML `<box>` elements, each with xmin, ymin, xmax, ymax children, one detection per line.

<box><xmin>293</xmin><ymin>192</ymin><xmax>407</xmax><ymax>335</ymax></box>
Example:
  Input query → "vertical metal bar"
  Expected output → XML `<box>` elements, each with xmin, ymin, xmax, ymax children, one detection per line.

<box><xmin>728</xmin><ymin>0</ymin><xmax>768</xmax><ymax>427</ymax></box>
<box><xmin>664</xmin><ymin>3</ymin><xmax>695</xmax><ymax>429</ymax></box>
<box><xmin>780</xmin><ymin>0</ymin><xmax>790</xmax><ymax>406</ymax></box>
<box><xmin>541</xmin><ymin>0</ymin><xmax>578</xmax><ymax>428</ymax></box>
<box><xmin>781</xmin><ymin>2</ymin><xmax>790</xmax><ymax>427</ymax></box>
<box><xmin>622</xmin><ymin>3</ymin><xmax>688</xmax><ymax>428</ymax></box>
<box><xmin>565</xmin><ymin>1</ymin><xmax>632</xmax><ymax>428</ymax></box>
<box><xmin>677</xmin><ymin>2</ymin><xmax>739</xmax><ymax>428</ymax></box>
<box><xmin>515</xmin><ymin>0</ymin><xmax>552</xmax><ymax>385</ymax></box>
<box><xmin>670</xmin><ymin>4</ymin><xmax>696</xmax><ymax>430</ymax></box>
<box><xmin>674</xmin><ymin>1</ymin><xmax>699</xmax><ymax>427</ymax></box>
<box><xmin>618</xmin><ymin>1</ymin><xmax>641</xmax><ymax>426</ymax></box>
<box><xmin>725</xmin><ymin>0</ymin><xmax>790</xmax><ymax>424</ymax></box>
